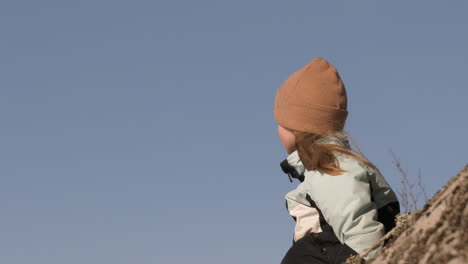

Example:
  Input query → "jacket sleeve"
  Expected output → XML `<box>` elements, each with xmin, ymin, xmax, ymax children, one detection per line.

<box><xmin>285</xmin><ymin>183</ymin><xmax>325</xmax><ymax>242</ymax></box>
<box><xmin>305</xmin><ymin>162</ymin><xmax>385</xmax><ymax>260</ymax></box>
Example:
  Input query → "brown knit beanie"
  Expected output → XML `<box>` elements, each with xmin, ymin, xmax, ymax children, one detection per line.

<box><xmin>274</xmin><ymin>57</ymin><xmax>348</xmax><ymax>135</ymax></box>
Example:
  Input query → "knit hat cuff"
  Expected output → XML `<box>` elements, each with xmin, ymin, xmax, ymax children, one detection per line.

<box><xmin>274</xmin><ymin>98</ymin><xmax>348</xmax><ymax>134</ymax></box>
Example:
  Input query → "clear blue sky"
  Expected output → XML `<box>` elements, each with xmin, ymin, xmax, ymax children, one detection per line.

<box><xmin>1</xmin><ymin>1</ymin><xmax>467</xmax><ymax>263</ymax></box>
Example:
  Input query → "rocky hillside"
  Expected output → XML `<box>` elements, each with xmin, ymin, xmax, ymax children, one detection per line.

<box><xmin>347</xmin><ymin>165</ymin><xmax>468</xmax><ymax>264</ymax></box>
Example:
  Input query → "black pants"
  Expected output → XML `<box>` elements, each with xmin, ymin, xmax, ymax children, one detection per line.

<box><xmin>280</xmin><ymin>232</ymin><xmax>360</xmax><ymax>264</ymax></box>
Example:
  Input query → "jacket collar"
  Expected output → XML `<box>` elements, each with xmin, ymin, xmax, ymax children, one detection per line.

<box><xmin>279</xmin><ymin>131</ymin><xmax>351</xmax><ymax>182</ymax></box>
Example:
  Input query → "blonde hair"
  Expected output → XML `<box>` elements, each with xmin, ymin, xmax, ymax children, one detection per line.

<box><xmin>292</xmin><ymin>129</ymin><xmax>377</xmax><ymax>176</ymax></box>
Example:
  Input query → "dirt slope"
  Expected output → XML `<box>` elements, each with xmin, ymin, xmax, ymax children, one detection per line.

<box><xmin>348</xmin><ymin>165</ymin><xmax>468</xmax><ymax>264</ymax></box>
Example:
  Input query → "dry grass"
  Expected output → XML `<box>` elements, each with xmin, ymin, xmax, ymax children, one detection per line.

<box><xmin>389</xmin><ymin>149</ymin><xmax>429</xmax><ymax>213</ymax></box>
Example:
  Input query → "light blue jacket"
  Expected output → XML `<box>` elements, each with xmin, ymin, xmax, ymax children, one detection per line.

<box><xmin>280</xmin><ymin>131</ymin><xmax>399</xmax><ymax>261</ymax></box>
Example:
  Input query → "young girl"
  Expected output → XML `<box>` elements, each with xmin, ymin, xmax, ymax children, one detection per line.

<box><xmin>274</xmin><ymin>57</ymin><xmax>400</xmax><ymax>264</ymax></box>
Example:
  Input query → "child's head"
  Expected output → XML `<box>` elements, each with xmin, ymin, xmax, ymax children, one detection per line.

<box><xmin>274</xmin><ymin>56</ymin><xmax>348</xmax><ymax>136</ymax></box>
<box><xmin>274</xmin><ymin>57</ymin><xmax>375</xmax><ymax>175</ymax></box>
